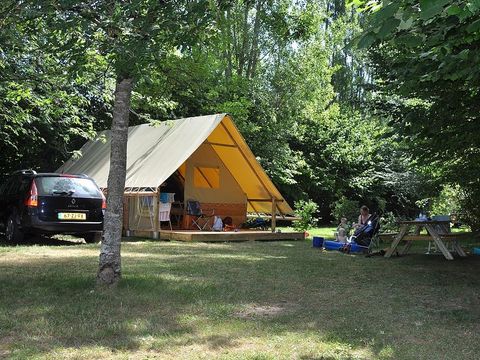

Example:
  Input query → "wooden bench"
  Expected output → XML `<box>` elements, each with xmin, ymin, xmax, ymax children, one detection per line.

<box><xmin>378</xmin><ymin>233</ymin><xmax>398</xmax><ymax>242</ymax></box>
<box><xmin>379</xmin><ymin>232</ymin><xmax>473</xmax><ymax>242</ymax></box>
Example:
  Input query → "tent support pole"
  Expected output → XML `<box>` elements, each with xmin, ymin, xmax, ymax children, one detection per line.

<box><xmin>271</xmin><ymin>198</ymin><xmax>276</xmax><ymax>233</ymax></box>
<box><xmin>153</xmin><ymin>189</ymin><xmax>160</xmax><ymax>239</ymax></box>
<box><xmin>248</xmin><ymin>200</ymin><xmax>261</xmax><ymax>218</ymax></box>
<box><xmin>124</xmin><ymin>195</ymin><xmax>131</xmax><ymax>237</ymax></box>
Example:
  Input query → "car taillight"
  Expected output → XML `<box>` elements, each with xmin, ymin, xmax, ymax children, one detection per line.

<box><xmin>101</xmin><ymin>193</ymin><xmax>107</xmax><ymax>209</ymax></box>
<box><xmin>25</xmin><ymin>180</ymin><xmax>38</xmax><ymax>207</ymax></box>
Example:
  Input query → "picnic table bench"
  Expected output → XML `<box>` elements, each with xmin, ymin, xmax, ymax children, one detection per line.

<box><xmin>380</xmin><ymin>220</ymin><xmax>468</xmax><ymax>260</ymax></box>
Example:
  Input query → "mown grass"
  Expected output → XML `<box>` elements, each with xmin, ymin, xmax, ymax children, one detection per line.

<box><xmin>1</xmin><ymin>234</ymin><xmax>480</xmax><ymax>359</ymax></box>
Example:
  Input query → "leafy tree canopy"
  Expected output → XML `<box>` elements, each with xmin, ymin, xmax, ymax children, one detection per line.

<box><xmin>349</xmin><ymin>0</ymin><xmax>480</xmax><ymax>228</ymax></box>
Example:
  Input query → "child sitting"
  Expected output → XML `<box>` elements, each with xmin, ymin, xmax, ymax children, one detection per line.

<box><xmin>335</xmin><ymin>217</ymin><xmax>350</xmax><ymax>243</ymax></box>
<box><xmin>336</xmin><ymin>228</ymin><xmax>348</xmax><ymax>243</ymax></box>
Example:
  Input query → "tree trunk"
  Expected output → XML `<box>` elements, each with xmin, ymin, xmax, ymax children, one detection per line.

<box><xmin>237</xmin><ymin>2</ymin><xmax>250</xmax><ymax>76</ymax></box>
<box><xmin>246</xmin><ymin>0</ymin><xmax>262</xmax><ymax>79</ymax></box>
<box><xmin>97</xmin><ymin>76</ymin><xmax>134</xmax><ymax>287</ymax></box>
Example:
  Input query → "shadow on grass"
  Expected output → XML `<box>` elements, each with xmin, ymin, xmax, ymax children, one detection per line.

<box><xmin>0</xmin><ymin>234</ymin><xmax>85</xmax><ymax>247</ymax></box>
<box><xmin>1</xmin><ymin>240</ymin><xmax>480</xmax><ymax>359</ymax></box>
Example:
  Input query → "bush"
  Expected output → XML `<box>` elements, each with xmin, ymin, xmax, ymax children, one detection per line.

<box><xmin>380</xmin><ymin>211</ymin><xmax>404</xmax><ymax>232</ymax></box>
<box><xmin>429</xmin><ymin>184</ymin><xmax>479</xmax><ymax>231</ymax></box>
<box><xmin>457</xmin><ymin>187</ymin><xmax>480</xmax><ymax>232</ymax></box>
<box><xmin>331</xmin><ymin>197</ymin><xmax>359</xmax><ymax>224</ymax></box>
<box><xmin>430</xmin><ymin>185</ymin><xmax>461</xmax><ymax>216</ymax></box>
<box><xmin>293</xmin><ymin>200</ymin><xmax>319</xmax><ymax>231</ymax></box>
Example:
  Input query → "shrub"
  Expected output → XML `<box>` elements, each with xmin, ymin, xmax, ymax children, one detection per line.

<box><xmin>457</xmin><ymin>187</ymin><xmax>480</xmax><ymax>231</ymax></box>
<box><xmin>331</xmin><ymin>197</ymin><xmax>359</xmax><ymax>224</ymax></box>
<box><xmin>430</xmin><ymin>185</ymin><xmax>461</xmax><ymax>216</ymax></box>
<box><xmin>380</xmin><ymin>211</ymin><xmax>404</xmax><ymax>232</ymax></box>
<box><xmin>293</xmin><ymin>200</ymin><xmax>319</xmax><ymax>231</ymax></box>
<box><xmin>429</xmin><ymin>185</ymin><xmax>479</xmax><ymax>231</ymax></box>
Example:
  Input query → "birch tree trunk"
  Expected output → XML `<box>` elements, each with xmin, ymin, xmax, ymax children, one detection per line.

<box><xmin>97</xmin><ymin>76</ymin><xmax>134</xmax><ymax>286</ymax></box>
<box><xmin>246</xmin><ymin>0</ymin><xmax>262</xmax><ymax>79</ymax></box>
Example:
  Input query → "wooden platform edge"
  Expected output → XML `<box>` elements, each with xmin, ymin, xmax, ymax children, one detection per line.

<box><xmin>159</xmin><ymin>231</ymin><xmax>305</xmax><ymax>242</ymax></box>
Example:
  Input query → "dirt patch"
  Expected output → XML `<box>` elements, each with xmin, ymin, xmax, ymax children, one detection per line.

<box><xmin>234</xmin><ymin>303</ymin><xmax>294</xmax><ymax>319</ymax></box>
<box><xmin>0</xmin><ymin>335</ymin><xmax>14</xmax><ymax>358</ymax></box>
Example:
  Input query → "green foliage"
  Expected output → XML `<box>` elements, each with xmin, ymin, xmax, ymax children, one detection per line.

<box><xmin>350</xmin><ymin>0</ymin><xmax>480</xmax><ymax>227</ymax></box>
<box><xmin>430</xmin><ymin>185</ymin><xmax>480</xmax><ymax>231</ymax></box>
<box><xmin>0</xmin><ymin>0</ymin><xmax>430</xmax><ymax>226</ymax></box>
<box><xmin>379</xmin><ymin>211</ymin><xmax>402</xmax><ymax>233</ymax></box>
<box><xmin>430</xmin><ymin>185</ymin><xmax>461</xmax><ymax>217</ymax></box>
<box><xmin>292</xmin><ymin>200</ymin><xmax>319</xmax><ymax>231</ymax></box>
<box><xmin>0</xmin><ymin>12</ymin><xmax>105</xmax><ymax>173</ymax></box>
<box><xmin>331</xmin><ymin>197</ymin><xmax>359</xmax><ymax>224</ymax></box>
<box><xmin>457</xmin><ymin>188</ymin><xmax>480</xmax><ymax>232</ymax></box>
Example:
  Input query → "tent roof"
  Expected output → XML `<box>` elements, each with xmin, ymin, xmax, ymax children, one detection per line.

<box><xmin>57</xmin><ymin>114</ymin><xmax>293</xmax><ymax>215</ymax></box>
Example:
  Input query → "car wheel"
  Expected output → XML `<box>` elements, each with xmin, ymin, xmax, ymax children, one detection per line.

<box><xmin>83</xmin><ymin>232</ymin><xmax>102</xmax><ymax>244</ymax></box>
<box><xmin>6</xmin><ymin>213</ymin><xmax>24</xmax><ymax>243</ymax></box>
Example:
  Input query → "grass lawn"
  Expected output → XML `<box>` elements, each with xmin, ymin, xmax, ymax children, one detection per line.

<box><xmin>1</xmin><ymin>234</ymin><xmax>480</xmax><ymax>359</ymax></box>
<box><xmin>280</xmin><ymin>226</ymin><xmax>338</xmax><ymax>240</ymax></box>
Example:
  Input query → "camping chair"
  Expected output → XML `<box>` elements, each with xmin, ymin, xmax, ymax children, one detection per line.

<box><xmin>186</xmin><ymin>200</ymin><xmax>215</xmax><ymax>230</ymax></box>
<box><xmin>348</xmin><ymin>213</ymin><xmax>381</xmax><ymax>254</ymax></box>
<box><xmin>159</xmin><ymin>202</ymin><xmax>172</xmax><ymax>230</ymax></box>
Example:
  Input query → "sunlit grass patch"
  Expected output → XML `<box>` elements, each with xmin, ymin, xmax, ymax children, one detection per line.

<box><xmin>1</xmin><ymin>236</ymin><xmax>480</xmax><ymax>359</ymax></box>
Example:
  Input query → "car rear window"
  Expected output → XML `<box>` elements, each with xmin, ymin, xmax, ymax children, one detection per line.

<box><xmin>36</xmin><ymin>176</ymin><xmax>102</xmax><ymax>198</ymax></box>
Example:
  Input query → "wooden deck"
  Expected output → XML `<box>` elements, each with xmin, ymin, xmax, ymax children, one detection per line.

<box><xmin>157</xmin><ymin>230</ymin><xmax>305</xmax><ymax>242</ymax></box>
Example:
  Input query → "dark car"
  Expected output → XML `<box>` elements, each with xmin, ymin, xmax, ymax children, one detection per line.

<box><xmin>0</xmin><ymin>170</ymin><xmax>105</xmax><ymax>243</ymax></box>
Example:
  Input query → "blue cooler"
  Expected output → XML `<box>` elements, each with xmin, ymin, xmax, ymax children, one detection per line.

<box><xmin>312</xmin><ymin>236</ymin><xmax>324</xmax><ymax>248</ymax></box>
<box><xmin>473</xmin><ymin>248</ymin><xmax>480</xmax><ymax>256</ymax></box>
<box><xmin>324</xmin><ymin>240</ymin><xmax>344</xmax><ymax>251</ymax></box>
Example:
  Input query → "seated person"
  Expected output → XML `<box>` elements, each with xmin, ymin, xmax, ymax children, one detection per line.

<box><xmin>336</xmin><ymin>228</ymin><xmax>348</xmax><ymax>243</ymax></box>
<box><xmin>335</xmin><ymin>217</ymin><xmax>350</xmax><ymax>242</ymax></box>
<box><xmin>223</xmin><ymin>216</ymin><xmax>237</xmax><ymax>231</ymax></box>
<box><xmin>353</xmin><ymin>205</ymin><xmax>371</xmax><ymax>229</ymax></box>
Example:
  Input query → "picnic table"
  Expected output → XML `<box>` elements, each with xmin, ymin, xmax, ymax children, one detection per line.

<box><xmin>383</xmin><ymin>220</ymin><xmax>467</xmax><ymax>260</ymax></box>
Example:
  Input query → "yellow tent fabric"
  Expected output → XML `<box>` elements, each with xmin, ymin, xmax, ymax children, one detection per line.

<box><xmin>57</xmin><ymin>114</ymin><xmax>293</xmax><ymax>215</ymax></box>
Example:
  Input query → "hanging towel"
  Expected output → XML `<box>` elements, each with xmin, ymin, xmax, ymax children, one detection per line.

<box><xmin>160</xmin><ymin>193</ymin><xmax>169</xmax><ymax>203</ymax></box>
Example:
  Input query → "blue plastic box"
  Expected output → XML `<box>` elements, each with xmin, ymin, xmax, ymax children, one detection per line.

<box><xmin>324</xmin><ymin>240</ymin><xmax>344</xmax><ymax>251</ymax></box>
<box><xmin>473</xmin><ymin>248</ymin><xmax>480</xmax><ymax>256</ymax></box>
<box><xmin>349</xmin><ymin>243</ymin><xmax>367</xmax><ymax>253</ymax></box>
<box><xmin>312</xmin><ymin>236</ymin><xmax>324</xmax><ymax>248</ymax></box>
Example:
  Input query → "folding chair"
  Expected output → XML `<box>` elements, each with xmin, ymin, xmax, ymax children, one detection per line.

<box><xmin>186</xmin><ymin>200</ymin><xmax>214</xmax><ymax>230</ymax></box>
<box><xmin>349</xmin><ymin>213</ymin><xmax>381</xmax><ymax>254</ymax></box>
<box><xmin>159</xmin><ymin>202</ymin><xmax>172</xmax><ymax>230</ymax></box>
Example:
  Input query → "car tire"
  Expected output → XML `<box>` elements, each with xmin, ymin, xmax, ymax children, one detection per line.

<box><xmin>5</xmin><ymin>213</ymin><xmax>24</xmax><ymax>243</ymax></box>
<box><xmin>83</xmin><ymin>232</ymin><xmax>102</xmax><ymax>244</ymax></box>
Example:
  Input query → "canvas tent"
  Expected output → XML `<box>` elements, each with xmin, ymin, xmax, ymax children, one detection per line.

<box><xmin>58</xmin><ymin>113</ymin><xmax>294</xmax><ymax>234</ymax></box>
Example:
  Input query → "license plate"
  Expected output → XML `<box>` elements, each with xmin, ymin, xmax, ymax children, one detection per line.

<box><xmin>58</xmin><ymin>212</ymin><xmax>86</xmax><ymax>220</ymax></box>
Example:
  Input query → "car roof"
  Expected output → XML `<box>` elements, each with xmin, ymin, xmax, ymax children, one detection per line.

<box><xmin>10</xmin><ymin>170</ymin><xmax>91</xmax><ymax>179</ymax></box>
<box><xmin>34</xmin><ymin>173</ymin><xmax>89</xmax><ymax>178</ymax></box>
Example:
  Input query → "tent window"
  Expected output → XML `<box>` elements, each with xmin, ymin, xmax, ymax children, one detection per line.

<box><xmin>194</xmin><ymin>167</ymin><xmax>220</xmax><ymax>189</ymax></box>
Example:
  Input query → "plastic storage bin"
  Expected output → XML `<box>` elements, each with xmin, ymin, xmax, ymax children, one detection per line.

<box><xmin>349</xmin><ymin>243</ymin><xmax>367</xmax><ymax>253</ymax></box>
<box><xmin>473</xmin><ymin>248</ymin><xmax>480</xmax><ymax>256</ymax></box>
<box><xmin>312</xmin><ymin>236</ymin><xmax>324</xmax><ymax>248</ymax></box>
<box><xmin>324</xmin><ymin>240</ymin><xmax>344</xmax><ymax>251</ymax></box>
